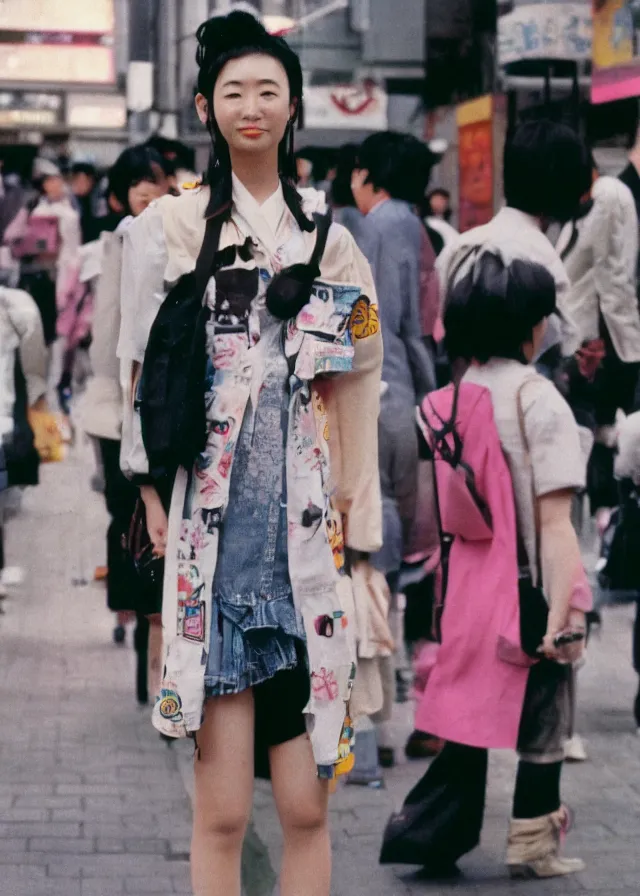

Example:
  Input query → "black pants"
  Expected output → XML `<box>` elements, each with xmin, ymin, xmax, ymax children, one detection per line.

<box><xmin>390</xmin><ymin>661</ymin><xmax>569</xmax><ymax>867</ymax></box>
<box><xmin>98</xmin><ymin>438</ymin><xmax>139</xmax><ymax>613</ymax></box>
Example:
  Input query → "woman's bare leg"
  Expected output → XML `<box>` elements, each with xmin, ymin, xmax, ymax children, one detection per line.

<box><xmin>191</xmin><ymin>690</ymin><xmax>254</xmax><ymax>896</ymax></box>
<box><xmin>270</xmin><ymin>733</ymin><xmax>331</xmax><ymax>896</ymax></box>
<box><xmin>146</xmin><ymin>616</ymin><xmax>163</xmax><ymax>702</ymax></box>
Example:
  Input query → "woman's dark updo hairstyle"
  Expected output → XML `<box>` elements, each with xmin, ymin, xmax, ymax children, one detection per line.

<box><xmin>196</xmin><ymin>10</ymin><xmax>312</xmax><ymax>231</ymax></box>
<box><xmin>444</xmin><ymin>251</ymin><xmax>556</xmax><ymax>364</ymax></box>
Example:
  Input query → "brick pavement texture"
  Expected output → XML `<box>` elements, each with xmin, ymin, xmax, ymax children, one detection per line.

<box><xmin>4</xmin><ymin>438</ymin><xmax>640</xmax><ymax>896</ymax></box>
<box><xmin>1</xmin><ymin>440</ymin><xmax>192</xmax><ymax>896</ymax></box>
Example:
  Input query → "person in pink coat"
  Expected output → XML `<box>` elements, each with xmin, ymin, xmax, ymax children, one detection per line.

<box><xmin>381</xmin><ymin>252</ymin><xmax>592</xmax><ymax>880</ymax></box>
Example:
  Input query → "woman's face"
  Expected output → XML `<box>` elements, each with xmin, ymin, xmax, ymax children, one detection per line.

<box><xmin>127</xmin><ymin>177</ymin><xmax>165</xmax><ymax>217</ymax></box>
<box><xmin>204</xmin><ymin>53</ymin><xmax>293</xmax><ymax>158</ymax></box>
<box><xmin>43</xmin><ymin>175</ymin><xmax>65</xmax><ymax>202</ymax></box>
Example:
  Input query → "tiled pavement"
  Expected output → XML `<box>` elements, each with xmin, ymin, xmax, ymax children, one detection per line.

<box><xmin>3</xmin><ymin>437</ymin><xmax>640</xmax><ymax>896</ymax></box>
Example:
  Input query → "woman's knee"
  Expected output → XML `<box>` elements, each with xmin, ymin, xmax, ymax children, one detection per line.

<box><xmin>279</xmin><ymin>794</ymin><xmax>328</xmax><ymax>838</ymax></box>
<box><xmin>194</xmin><ymin>797</ymin><xmax>251</xmax><ymax>845</ymax></box>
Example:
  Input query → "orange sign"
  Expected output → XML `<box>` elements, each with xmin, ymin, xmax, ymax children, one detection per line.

<box><xmin>457</xmin><ymin>96</ymin><xmax>494</xmax><ymax>233</ymax></box>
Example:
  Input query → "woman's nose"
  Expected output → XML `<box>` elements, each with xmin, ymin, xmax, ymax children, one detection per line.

<box><xmin>242</xmin><ymin>95</ymin><xmax>261</xmax><ymax>119</ymax></box>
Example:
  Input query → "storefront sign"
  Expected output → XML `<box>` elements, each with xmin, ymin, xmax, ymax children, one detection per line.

<box><xmin>66</xmin><ymin>93</ymin><xmax>127</xmax><ymax>130</ymax></box>
<box><xmin>304</xmin><ymin>82</ymin><xmax>387</xmax><ymax>130</ymax></box>
<box><xmin>0</xmin><ymin>91</ymin><xmax>63</xmax><ymax>128</ymax></box>
<box><xmin>0</xmin><ymin>0</ymin><xmax>115</xmax><ymax>84</ymax></box>
<box><xmin>457</xmin><ymin>95</ymin><xmax>494</xmax><ymax>233</ymax></box>
<box><xmin>592</xmin><ymin>0</ymin><xmax>640</xmax><ymax>104</ymax></box>
<box><xmin>0</xmin><ymin>0</ymin><xmax>114</xmax><ymax>32</ymax></box>
<box><xmin>499</xmin><ymin>2</ymin><xmax>593</xmax><ymax>65</ymax></box>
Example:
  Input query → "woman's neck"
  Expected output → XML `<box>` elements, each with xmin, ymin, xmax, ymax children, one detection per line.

<box><xmin>230</xmin><ymin>148</ymin><xmax>280</xmax><ymax>206</ymax></box>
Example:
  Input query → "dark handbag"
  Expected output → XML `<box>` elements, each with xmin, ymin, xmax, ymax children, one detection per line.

<box><xmin>125</xmin><ymin>498</ymin><xmax>164</xmax><ymax>613</ymax></box>
<box><xmin>380</xmin><ymin>743</ymin><xmax>487</xmax><ymax>867</ymax></box>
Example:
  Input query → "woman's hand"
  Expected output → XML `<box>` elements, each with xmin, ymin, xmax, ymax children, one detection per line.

<box><xmin>140</xmin><ymin>485</ymin><xmax>168</xmax><ymax>557</ymax></box>
<box><xmin>539</xmin><ymin>609</ymin><xmax>586</xmax><ymax>664</ymax></box>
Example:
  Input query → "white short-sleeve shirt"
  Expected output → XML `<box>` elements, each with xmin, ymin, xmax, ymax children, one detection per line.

<box><xmin>464</xmin><ymin>358</ymin><xmax>586</xmax><ymax>580</ymax></box>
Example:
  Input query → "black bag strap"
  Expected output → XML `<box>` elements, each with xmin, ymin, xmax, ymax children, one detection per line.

<box><xmin>309</xmin><ymin>210</ymin><xmax>333</xmax><ymax>272</ymax></box>
<box><xmin>194</xmin><ymin>214</ymin><xmax>226</xmax><ymax>304</ymax></box>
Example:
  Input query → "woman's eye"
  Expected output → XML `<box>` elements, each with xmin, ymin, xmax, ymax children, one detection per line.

<box><xmin>225</xmin><ymin>93</ymin><xmax>241</xmax><ymax>99</ymax></box>
<box><xmin>261</xmin><ymin>91</ymin><xmax>276</xmax><ymax>98</ymax></box>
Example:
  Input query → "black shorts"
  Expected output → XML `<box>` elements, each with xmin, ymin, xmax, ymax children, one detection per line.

<box><xmin>253</xmin><ymin>658</ymin><xmax>309</xmax><ymax>779</ymax></box>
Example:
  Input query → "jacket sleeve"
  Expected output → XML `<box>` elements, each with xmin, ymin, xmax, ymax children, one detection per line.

<box><xmin>117</xmin><ymin>206</ymin><xmax>168</xmax><ymax>480</ymax></box>
<box><xmin>593</xmin><ymin>185</ymin><xmax>640</xmax><ymax>361</ymax></box>
<box><xmin>399</xmin><ymin>252</ymin><xmax>436</xmax><ymax>397</ymax></box>
<box><xmin>3</xmin><ymin>287</ymin><xmax>47</xmax><ymax>406</ymax></box>
<box><xmin>324</xmin><ymin>230</ymin><xmax>383</xmax><ymax>552</ymax></box>
<box><xmin>90</xmin><ymin>233</ymin><xmax>123</xmax><ymax>383</ymax></box>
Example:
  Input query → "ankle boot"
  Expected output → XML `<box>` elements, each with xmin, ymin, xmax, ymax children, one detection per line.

<box><xmin>506</xmin><ymin>806</ymin><xmax>585</xmax><ymax>879</ymax></box>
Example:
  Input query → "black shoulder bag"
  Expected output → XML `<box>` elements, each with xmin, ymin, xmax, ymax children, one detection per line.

<box><xmin>139</xmin><ymin>214</ymin><xmax>225</xmax><ymax>483</ymax></box>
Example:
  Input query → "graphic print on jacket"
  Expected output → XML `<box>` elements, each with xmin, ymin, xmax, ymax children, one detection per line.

<box><xmin>154</xmin><ymin>231</ymin><xmax>376</xmax><ymax>773</ymax></box>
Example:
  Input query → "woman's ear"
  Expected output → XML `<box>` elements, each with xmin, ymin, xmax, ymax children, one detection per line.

<box><xmin>195</xmin><ymin>93</ymin><xmax>209</xmax><ymax>126</ymax></box>
<box><xmin>289</xmin><ymin>96</ymin><xmax>298</xmax><ymax>122</ymax></box>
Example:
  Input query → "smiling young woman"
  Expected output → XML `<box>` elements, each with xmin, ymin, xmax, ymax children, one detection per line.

<box><xmin>116</xmin><ymin>11</ymin><xmax>383</xmax><ymax>896</ymax></box>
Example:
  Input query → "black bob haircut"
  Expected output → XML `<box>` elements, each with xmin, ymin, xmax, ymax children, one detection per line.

<box><xmin>504</xmin><ymin>119</ymin><xmax>592</xmax><ymax>222</ymax></box>
<box><xmin>107</xmin><ymin>145</ymin><xmax>165</xmax><ymax>215</ymax></box>
<box><xmin>444</xmin><ymin>252</ymin><xmax>557</xmax><ymax>364</ymax></box>
<box><xmin>195</xmin><ymin>10</ymin><xmax>311</xmax><ymax>230</ymax></box>
<box><xmin>357</xmin><ymin>131</ymin><xmax>434</xmax><ymax>205</ymax></box>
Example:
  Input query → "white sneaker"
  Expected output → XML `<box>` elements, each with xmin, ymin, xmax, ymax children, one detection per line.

<box><xmin>564</xmin><ymin>734</ymin><xmax>588</xmax><ymax>763</ymax></box>
<box><xmin>1</xmin><ymin>566</ymin><xmax>24</xmax><ymax>587</ymax></box>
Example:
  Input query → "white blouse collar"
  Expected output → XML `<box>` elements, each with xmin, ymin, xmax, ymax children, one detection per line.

<box><xmin>231</xmin><ymin>172</ymin><xmax>288</xmax><ymax>256</ymax></box>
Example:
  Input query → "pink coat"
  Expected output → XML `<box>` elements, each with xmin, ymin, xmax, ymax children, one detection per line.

<box><xmin>415</xmin><ymin>384</ymin><xmax>531</xmax><ymax>749</ymax></box>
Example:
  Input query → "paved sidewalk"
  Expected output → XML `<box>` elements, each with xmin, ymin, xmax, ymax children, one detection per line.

<box><xmin>249</xmin><ymin>602</ymin><xmax>640</xmax><ymax>896</ymax></box>
<box><xmin>3</xmin><ymin>437</ymin><xmax>640</xmax><ymax>896</ymax></box>
<box><xmin>0</xmin><ymin>437</ymin><xmax>193</xmax><ymax>896</ymax></box>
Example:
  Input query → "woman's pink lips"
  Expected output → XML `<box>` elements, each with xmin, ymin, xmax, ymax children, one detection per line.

<box><xmin>239</xmin><ymin>128</ymin><xmax>265</xmax><ymax>138</ymax></box>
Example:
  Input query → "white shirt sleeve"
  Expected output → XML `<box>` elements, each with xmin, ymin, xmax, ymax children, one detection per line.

<box><xmin>117</xmin><ymin>203</ymin><xmax>168</xmax><ymax>365</ymax></box>
<box><xmin>522</xmin><ymin>377</ymin><xmax>586</xmax><ymax>497</ymax></box>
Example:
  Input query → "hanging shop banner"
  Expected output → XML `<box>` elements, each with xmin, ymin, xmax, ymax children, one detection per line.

<box><xmin>592</xmin><ymin>0</ymin><xmax>640</xmax><ymax>103</ymax></box>
<box><xmin>499</xmin><ymin>2</ymin><xmax>593</xmax><ymax>66</ymax></box>
<box><xmin>0</xmin><ymin>0</ymin><xmax>115</xmax><ymax>85</ymax></box>
<box><xmin>457</xmin><ymin>95</ymin><xmax>494</xmax><ymax>234</ymax></box>
<box><xmin>303</xmin><ymin>82</ymin><xmax>388</xmax><ymax>130</ymax></box>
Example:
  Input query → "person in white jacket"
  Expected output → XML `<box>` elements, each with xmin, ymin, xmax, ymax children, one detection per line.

<box><xmin>0</xmin><ymin>285</ymin><xmax>47</xmax><ymax>598</ymax></box>
<box><xmin>557</xmin><ymin>162</ymin><xmax>640</xmax><ymax>523</ymax></box>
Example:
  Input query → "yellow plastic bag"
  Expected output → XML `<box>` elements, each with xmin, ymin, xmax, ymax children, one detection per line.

<box><xmin>27</xmin><ymin>409</ymin><xmax>65</xmax><ymax>463</ymax></box>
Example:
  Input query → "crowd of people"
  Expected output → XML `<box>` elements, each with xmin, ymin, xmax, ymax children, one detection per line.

<box><xmin>2</xmin><ymin>8</ymin><xmax>640</xmax><ymax>896</ymax></box>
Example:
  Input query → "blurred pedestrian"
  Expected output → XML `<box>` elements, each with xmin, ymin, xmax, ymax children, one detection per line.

<box><xmin>80</xmin><ymin>145</ymin><xmax>170</xmax><ymax>697</ymax></box>
<box><xmin>70</xmin><ymin>162</ymin><xmax>101</xmax><ymax>244</ymax></box>
<box><xmin>557</xmin><ymin>155</ymin><xmax>640</xmax><ymax>528</ymax></box>
<box><xmin>425</xmin><ymin>187</ymin><xmax>458</xmax><ymax>247</ymax></box>
<box><xmin>117</xmin><ymin>12</ymin><xmax>382</xmax><ymax>896</ymax></box>
<box><xmin>30</xmin><ymin>159</ymin><xmax>83</xmax><ymax>413</ymax></box>
<box><xmin>352</xmin><ymin>131</ymin><xmax>436</xmax><ymax>404</ymax></box>
<box><xmin>295</xmin><ymin>151</ymin><xmax>313</xmax><ymax>187</ymax></box>
<box><xmin>350</xmin><ymin>132</ymin><xmax>435</xmax><ymax>765</ymax></box>
<box><xmin>0</xmin><ymin>284</ymin><xmax>48</xmax><ymax>599</ymax></box>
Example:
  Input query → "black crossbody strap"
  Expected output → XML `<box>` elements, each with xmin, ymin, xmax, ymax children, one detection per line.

<box><xmin>309</xmin><ymin>210</ymin><xmax>333</xmax><ymax>271</ymax></box>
